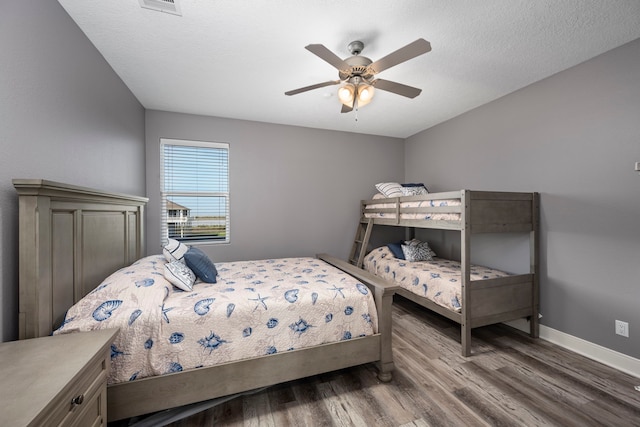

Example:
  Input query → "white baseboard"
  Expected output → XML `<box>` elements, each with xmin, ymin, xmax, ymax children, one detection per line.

<box><xmin>504</xmin><ymin>319</ymin><xmax>640</xmax><ymax>379</ymax></box>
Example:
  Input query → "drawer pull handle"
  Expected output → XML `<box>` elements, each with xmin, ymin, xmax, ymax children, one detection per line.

<box><xmin>71</xmin><ymin>394</ymin><xmax>84</xmax><ymax>406</ymax></box>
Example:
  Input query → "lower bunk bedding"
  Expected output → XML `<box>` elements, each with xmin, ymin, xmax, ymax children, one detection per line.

<box><xmin>54</xmin><ymin>254</ymin><xmax>379</xmax><ymax>386</ymax></box>
<box><xmin>360</xmin><ymin>241</ymin><xmax>536</xmax><ymax>357</ymax></box>
<box><xmin>363</xmin><ymin>246</ymin><xmax>511</xmax><ymax>314</ymax></box>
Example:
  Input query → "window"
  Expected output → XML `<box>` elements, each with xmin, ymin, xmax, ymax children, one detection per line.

<box><xmin>160</xmin><ymin>138</ymin><xmax>229</xmax><ymax>245</ymax></box>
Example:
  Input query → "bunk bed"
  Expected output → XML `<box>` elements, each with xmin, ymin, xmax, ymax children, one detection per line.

<box><xmin>341</xmin><ymin>188</ymin><xmax>540</xmax><ymax>357</ymax></box>
<box><xmin>13</xmin><ymin>179</ymin><xmax>396</xmax><ymax>422</ymax></box>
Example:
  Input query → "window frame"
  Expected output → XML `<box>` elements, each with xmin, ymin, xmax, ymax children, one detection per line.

<box><xmin>160</xmin><ymin>138</ymin><xmax>230</xmax><ymax>245</ymax></box>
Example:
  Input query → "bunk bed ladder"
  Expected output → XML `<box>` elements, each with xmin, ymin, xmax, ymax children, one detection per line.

<box><xmin>349</xmin><ymin>218</ymin><xmax>374</xmax><ymax>268</ymax></box>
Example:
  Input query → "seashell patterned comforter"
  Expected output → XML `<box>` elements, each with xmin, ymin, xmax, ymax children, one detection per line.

<box><xmin>54</xmin><ymin>255</ymin><xmax>378</xmax><ymax>384</ymax></box>
<box><xmin>363</xmin><ymin>246</ymin><xmax>511</xmax><ymax>313</ymax></box>
<box><xmin>363</xmin><ymin>193</ymin><xmax>462</xmax><ymax>221</ymax></box>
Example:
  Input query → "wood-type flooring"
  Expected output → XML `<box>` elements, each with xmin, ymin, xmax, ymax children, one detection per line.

<box><xmin>117</xmin><ymin>296</ymin><xmax>640</xmax><ymax>427</ymax></box>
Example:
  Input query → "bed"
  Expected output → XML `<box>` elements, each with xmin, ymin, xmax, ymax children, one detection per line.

<box><xmin>13</xmin><ymin>179</ymin><xmax>396</xmax><ymax>422</ymax></box>
<box><xmin>347</xmin><ymin>185</ymin><xmax>540</xmax><ymax>357</ymax></box>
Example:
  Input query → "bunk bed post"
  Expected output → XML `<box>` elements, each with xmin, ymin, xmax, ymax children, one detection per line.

<box><xmin>530</xmin><ymin>192</ymin><xmax>541</xmax><ymax>338</ymax></box>
<box><xmin>460</xmin><ymin>190</ymin><xmax>472</xmax><ymax>357</ymax></box>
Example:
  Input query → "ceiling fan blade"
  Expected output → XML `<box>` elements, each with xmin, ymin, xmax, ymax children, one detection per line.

<box><xmin>305</xmin><ymin>44</ymin><xmax>351</xmax><ymax>72</ymax></box>
<box><xmin>285</xmin><ymin>80</ymin><xmax>341</xmax><ymax>96</ymax></box>
<box><xmin>372</xmin><ymin>79</ymin><xmax>422</xmax><ymax>98</ymax></box>
<box><xmin>367</xmin><ymin>39</ymin><xmax>431</xmax><ymax>75</ymax></box>
<box><xmin>341</xmin><ymin>103</ymin><xmax>353</xmax><ymax>113</ymax></box>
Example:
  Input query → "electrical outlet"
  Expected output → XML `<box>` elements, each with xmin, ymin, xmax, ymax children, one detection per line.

<box><xmin>615</xmin><ymin>320</ymin><xmax>629</xmax><ymax>337</ymax></box>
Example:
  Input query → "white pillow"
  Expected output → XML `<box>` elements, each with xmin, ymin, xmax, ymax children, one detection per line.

<box><xmin>164</xmin><ymin>260</ymin><xmax>196</xmax><ymax>291</ymax></box>
<box><xmin>375</xmin><ymin>182</ymin><xmax>404</xmax><ymax>198</ymax></box>
<box><xmin>163</xmin><ymin>238</ymin><xmax>189</xmax><ymax>262</ymax></box>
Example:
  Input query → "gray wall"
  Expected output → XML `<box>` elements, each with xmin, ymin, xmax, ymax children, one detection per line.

<box><xmin>0</xmin><ymin>1</ymin><xmax>146</xmax><ymax>341</ymax></box>
<box><xmin>405</xmin><ymin>38</ymin><xmax>640</xmax><ymax>358</ymax></box>
<box><xmin>145</xmin><ymin>110</ymin><xmax>404</xmax><ymax>263</ymax></box>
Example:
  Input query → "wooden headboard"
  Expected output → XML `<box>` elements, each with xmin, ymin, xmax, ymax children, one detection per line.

<box><xmin>13</xmin><ymin>179</ymin><xmax>148</xmax><ymax>339</ymax></box>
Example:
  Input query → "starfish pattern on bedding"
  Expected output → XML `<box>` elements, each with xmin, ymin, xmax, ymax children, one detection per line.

<box><xmin>249</xmin><ymin>293</ymin><xmax>269</xmax><ymax>311</ymax></box>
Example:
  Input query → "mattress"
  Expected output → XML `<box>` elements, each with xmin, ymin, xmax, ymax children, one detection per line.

<box><xmin>54</xmin><ymin>255</ymin><xmax>378</xmax><ymax>384</ymax></box>
<box><xmin>363</xmin><ymin>193</ymin><xmax>462</xmax><ymax>221</ymax></box>
<box><xmin>363</xmin><ymin>246</ymin><xmax>511</xmax><ymax>313</ymax></box>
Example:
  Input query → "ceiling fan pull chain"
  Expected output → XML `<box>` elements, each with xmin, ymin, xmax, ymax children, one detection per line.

<box><xmin>355</xmin><ymin>107</ymin><xmax>359</xmax><ymax>122</ymax></box>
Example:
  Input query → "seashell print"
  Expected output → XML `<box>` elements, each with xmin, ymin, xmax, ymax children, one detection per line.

<box><xmin>289</xmin><ymin>318</ymin><xmax>312</xmax><ymax>335</ymax></box>
<box><xmin>242</xmin><ymin>327</ymin><xmax>252</xmax><ymax>337</ymax></box>
<box><xmin>296</xmin><ymin>280</ymin><xmax>308</xmax><ymax>285</ymax></box>
<box><xmin>128</xmin><ymin>309</ymin><xmax>142</xmax><ymax>326</ymax></box>
<box><xmin>167</xmin><ymin>362</ymin><xmax>183</xmax><ymax>373</ymax></box>
<box><xmin>89</xmin><ymin>283</ymin><xmax>109</xmax><ymax>294</ymax></box>
<box><xmin>266</xmin><ymin>346</ymin><xmax>277</xmax><ymax>355</ymax></box>
<box><xmin>284</xmin><ymin>289</ymin><xmax>299</xmax><ymax>303</ymax></box>
<box><xmin>266</xmin><ymin>318</ymin><xmax>279</xmax><ymax>328</ymax></box>
<box><xmin>135</xmin><ymin>278</ymin><xmax>155</xmax><ymax>287</ymax></box>
<box><xmin>384</xmin><ymin>266</ymin><xmax>390</xmax><ymax>273</ymax></box>
<box><xmin>129</xmin><ymin>372</ymin><xmax>139</xmax><ymax>381</ymax></box>
<box><xmin>356</xmin><ymin>283</ymin><xmax>369</xmax><ymax>295</ymax></box>
<box><xmin>221</xmin><ymin>288</ymin><xmax>235</xmax><ymax>292</ymax></box>
<box><xmin>226</xmin><ymin>303</ymin><xmax>235</xmax><ymax>318</ymax></box>
<box><xmin>325</xmin><ymin>313</ymin><xmax>333</xmax><ymax>323</ymax></box>
<box><xmin>311</xmin><ymin>292</ymin><xmax>318</xmax><ymax>305</ymax></box>
<box><xmin>344</xmin><ymin>306</ymin><xmax>354</xmax><ymax>315</ymax></box>
<box><xmin>111</xmin><ymin>344</ymin><xmax>125</xmax><ymax>359</ymax></box>
<box><xmin>431</xmin><ymin>273</ymin><xmax>441</xmax><ymax>279</ymax></box>
<box><xmin>244</xmin><ymin>287</ymin><xmax>256</xmax><ymax>292</ymax></box>
<box><xmin>451</xmin><ymin>296</ymin><xmax>461</xmax><ymax>309</ymax></box>
<box><xmin>194</xmin><ymin>298</ymin><xmax>215</xmax><ymax>316</ymax></box>
<box><xmin>168</xmin><ymin>332</ymin><xmax>185</xmax><ymax>344</ymax></box>
<box><xmin>198</xmin><ymin>331</ymin><xmax>227</xmax><ymax>354</ymax></box>
<box><xmin>92</xmin><ymin>300</ymin><xmax>123</xmax><ymax>321</ymax></box>
<box><xmin>412</xmin><ymin>277</ymin><xmax>419</xmax><ymax>286</ymax></box>
<box><xmin>144</xmin><ymin>338</ymin><xmax>153</xmax><ymax>349</ymax></box>
<box><xmin>302</xmin><ymin>268</ymin><xmax>312</xmax><ymax>274</ymax></box>
<box><xmin>362</xmin><ymin>313</ymin><xmax>372</xmax><ymax>324</ymax></box>
<box><xmin>342</xmin><ymin>331</ymin><xmax>352</xmax><ymax>340</ymax></box>
<box><xmin>422</xmin><ymin>284</ymin><xmax>428</xmax><ymax>295</ymax></box>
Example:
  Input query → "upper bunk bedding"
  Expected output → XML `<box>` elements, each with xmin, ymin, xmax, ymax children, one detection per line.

<box><xmin>363</xmin><ymin>246</ymin><xmax>511</xmax><ymax>313</ymax></box>
<box><xmin>54</xmin><ymin>254</ymin><xmax>378</xmax><ymax>385</ymax></box>
<box><xmin>364</xmin><ymin>193</ymin><xmax>462</xmax><ymax>221</ymax></box>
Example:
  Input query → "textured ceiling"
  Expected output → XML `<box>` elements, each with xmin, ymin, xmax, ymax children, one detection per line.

<box><xmin>57</xmin><ymin>0</ymin><xmax>640</xmax><ymax>138</ymax></box>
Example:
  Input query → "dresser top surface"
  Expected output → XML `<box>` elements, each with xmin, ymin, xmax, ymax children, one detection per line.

<box><xmin>0</xmin><ymin>329</ymin><xmax>118</xmax><ymax>426</ymax></box>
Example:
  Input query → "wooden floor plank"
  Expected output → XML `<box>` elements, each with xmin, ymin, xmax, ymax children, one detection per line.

<box><xmin>111</xmin><ymin>296</ymin><xmax>640</xmax><ymax>427</ymax></box>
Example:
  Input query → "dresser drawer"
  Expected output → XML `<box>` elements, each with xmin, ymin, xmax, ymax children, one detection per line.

<box><xmin>39</xmin><ymin>351</ymin><xmax>109</xmax><ymax>426</ymax></box>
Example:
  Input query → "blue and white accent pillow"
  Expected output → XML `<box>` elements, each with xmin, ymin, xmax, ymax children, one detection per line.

<box><xmin>164</xmin><ymin>260</ymin><xmax>196</xmax><ymax>291</ymax></box>
<box><xmin>163</xmin><ymin>238</ymin><xmax>189</xmax><ymax>263</ymax></box>
<box><xmin>401</xmin><ymin>240</ymin><xmax>435</xmax><ymax>262</ymax></box>
<box><xmin>375</xmin><ymin>182</ymin><xmax>404</xmax><ymax>198</ymax></box>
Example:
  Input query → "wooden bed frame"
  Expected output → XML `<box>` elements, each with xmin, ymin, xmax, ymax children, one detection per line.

<box><xmin>14</xmin><ymin>179</ymin><xmax>396</xmax><ymax>422</ymax></box>
<box><xmin>350</xmin><ymin>189</ymin><xmax>540</xmax><ymax>357</ymax></box>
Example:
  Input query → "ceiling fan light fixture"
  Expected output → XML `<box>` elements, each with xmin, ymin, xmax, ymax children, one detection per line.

<box><xmin>357</xmin><ymin>83</ymin><xmax>375</xmax><ymax>107</ymax></box>
<box><xmin>338</xmin><ymin>83</ymin><xmax>355</xmax><ymax>106</ymax></box>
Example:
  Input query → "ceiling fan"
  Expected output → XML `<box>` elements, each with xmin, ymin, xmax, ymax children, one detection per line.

<box><xmin>285</xmin><ymin>38</ymin><xmax>431</xmax><ymax>113</ymax></box>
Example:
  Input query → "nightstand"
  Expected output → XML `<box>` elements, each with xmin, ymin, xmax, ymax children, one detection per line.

<box><xmin>0</xmin><ymin>328</ymin><xmax>118</xmax><ymax>427</ymax></box>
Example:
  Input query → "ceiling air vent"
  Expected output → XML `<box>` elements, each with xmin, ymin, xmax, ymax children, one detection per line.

<box><xmin>139</xmin><ymin>0</ymin><xmax>182</xmax><ymax>16</ymax></box>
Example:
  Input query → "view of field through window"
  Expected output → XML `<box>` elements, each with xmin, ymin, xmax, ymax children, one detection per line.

<box><xmin>161</xmin><ymin>139</ymin><xmax>230</xmax><ymax>243</ymax></box>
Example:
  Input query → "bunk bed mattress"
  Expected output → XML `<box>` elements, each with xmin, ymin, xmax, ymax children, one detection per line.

<box><xmin>54</xmin><ymin>255</ymin><xmax>378</xmax><ymax>384</ymax></box>
<box><xmin>363</xmin><ymin>246</ymin><xmax>511</xmax><ymax>313</ymax></box>
<box><xmin>364</xmin><ymin>193</ymin><xmax>462</xmax><ymax>221</ymax></box>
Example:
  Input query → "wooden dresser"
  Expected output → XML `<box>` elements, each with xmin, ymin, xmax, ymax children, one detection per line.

<box><xmin>0</xmin><ymin>329</ymin><xmax>118</xmax><ymax>427</ymax></box>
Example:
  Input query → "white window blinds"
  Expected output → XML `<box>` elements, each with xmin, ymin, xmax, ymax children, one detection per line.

<box><xmin>160</xmin><ymin>138</ymin><xmax>229</xmax><ymax>245</ymax></box>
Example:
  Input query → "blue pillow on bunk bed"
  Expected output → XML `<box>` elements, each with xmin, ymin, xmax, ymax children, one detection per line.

<box><xmin>400</xmin><ymin>183</ymin><xmax>429</xmax><ymax>196</ymax></box>
<box><xmin>184</xmin><ymin>247</ymin><xmax>218</xmax><ymax>283</ymax></box>
<box><xmin>387</xmin><ymin>241</ymin><xmax>406</xmax><ymax>259</ymax></box>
